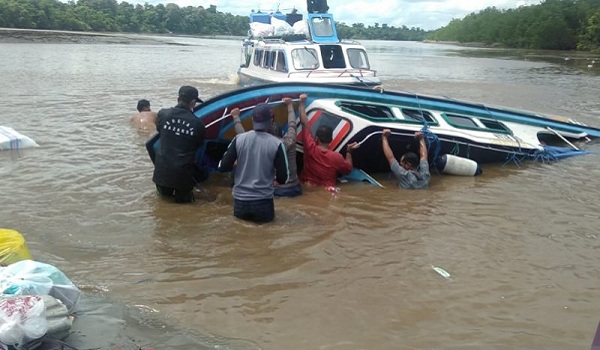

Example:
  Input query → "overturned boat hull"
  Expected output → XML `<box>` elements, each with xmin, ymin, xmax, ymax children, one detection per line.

<box><xmin>148</xmin><ymin>82</ymin><xmax>600</xmax><ymax>177</ymax></box>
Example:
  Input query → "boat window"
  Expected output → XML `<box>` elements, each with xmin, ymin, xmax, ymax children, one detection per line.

<box><xmin>253</xmin><ymin>49</ymin><xmax>264</xmax><ymax>66</ymax></box>
<box><xmin>401</xmin><ymin>109</ymin><xmax>435</xmax><ymax>124</ymax></box>
<box><xmin>310</xmin><ymin>111</ymin><xmax>344</xmax><ymax>138</ymax></box>
<box><xmin>443</xmin><ymin>113</ymin><xmax>511</xmax><ymax>133</ymax></box>
<box><xmin>311</xmin><ymin>17</ymin><xmax>334</xmax><ymax>37</ymax></box>
<box><xmin>445</xmin><ymin>114</ymin><xmax>478</xmax><ymax>128</ymax></box>
<box><xmin>291</xmin><ymin>48</ymin><xmax>320</xmax><ymax>70</ymax></box>
<box><xmin>339</xmin><ymin>102</ymin><xmax>394</xmax><ymax>120</ymax></box>
<box><xmin>270</xmin><ymin>51</ymin><xmax>277</xmax><ymax>69</ymax></box>
<box><xmin>263</xmin><ymin>51</ymin><xmax>274</xmax><ymax>69</ymax></box>
<box><xmin>275</xmin><ymin>51</ymin><xmax>287</xmax><ymax>72</ymax></box>
<box><xmin>347</xmin><ymin>49</ymin><xmax>370</xmax><ymax>69</ymax></box>
<box><xmin>321</xmin><ymin>45</ymin><xmax>345</xmax><ymax>69</ymax></box>
<box><xmin>479</xmin><ymin>118</ymin><xmax>509</xmax><ymax>132</ymax></box>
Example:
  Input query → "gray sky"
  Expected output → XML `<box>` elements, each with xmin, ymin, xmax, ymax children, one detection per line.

<box><xmin>125</xmin><ymin>0</ymin><xmax>542</xmax><ymax>31</ymax></box>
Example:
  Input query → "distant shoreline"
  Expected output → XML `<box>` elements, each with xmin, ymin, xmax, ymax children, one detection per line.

<box><xmin>0</xmin><ymin>28</ymin><xmax>242</xmax><ymax>44</ymax></box>
<box><xmin>0</xmin><ymin>27</ymin><xmax>173</xmax><ymax>44</ymax></box>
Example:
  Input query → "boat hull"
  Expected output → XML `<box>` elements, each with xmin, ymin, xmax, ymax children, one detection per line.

<box><xmin>147</xmin><ymin>82</ymin><xmax>600</xmax><ymax>177</ymax></box>
<box><xmin>238</xmin><ymin>69</ymin><xmax>381</xmax><ymax>88</ymax></box>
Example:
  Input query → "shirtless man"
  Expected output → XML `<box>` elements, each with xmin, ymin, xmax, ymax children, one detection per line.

<box><xmin>131</xmin><ymin>99</ymin><xmax>157</xmax><ymax>130</ymax></box>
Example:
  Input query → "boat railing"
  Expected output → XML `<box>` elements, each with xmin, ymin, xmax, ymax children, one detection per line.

<box><xmin>287</xmin><ymin>68</ymin><xmax>378</xmax><ymax>78</ymax></box>
<box><xmin>258</xmin><ymin>34</ymin><xmax>311</xmax><ymax>44</ymax></box>
<box><xmin>340</xmin><ymin>39</ymin><xmax>364</xmax><ymax>45</ymax></box>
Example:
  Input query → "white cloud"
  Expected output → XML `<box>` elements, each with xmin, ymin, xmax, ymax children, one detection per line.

<box><xmin>88</xmin><ymin>0</ymin><xmax>543</xmax><ymax>30</ymax></box>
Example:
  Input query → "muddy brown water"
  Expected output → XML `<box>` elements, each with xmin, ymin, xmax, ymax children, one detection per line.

<box><xmin>1</xmin><ymin>32</ymin><xmax>599</xmax><ymax>349</ymax></box>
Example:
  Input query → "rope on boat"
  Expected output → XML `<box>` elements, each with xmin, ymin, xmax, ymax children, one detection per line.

<box><xmin>350</xmin><ymin>74</ymin><xmax>370</xmax><ymax>87</ymax></box>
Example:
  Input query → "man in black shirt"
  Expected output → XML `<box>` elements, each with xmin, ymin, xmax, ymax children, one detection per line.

<box><xmin>152</xmin><ymin>86</ymin><xmax>207</xmax><ymax>203</ymax></box>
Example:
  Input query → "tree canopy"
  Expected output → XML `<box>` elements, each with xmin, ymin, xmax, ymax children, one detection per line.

<box><xmin>0</xmin><ymin>0</ymin><xmax>427</xmax><ymax>40</ymax></box>
<box><xmin>1</xmin><ymin>0</ymin><xmax>598</xmax><ymax>50</ymax></box>
<box><xmin>427</xmin><ymin>0</ymin><xmax>600</xmax><ymax>51</ymax></box>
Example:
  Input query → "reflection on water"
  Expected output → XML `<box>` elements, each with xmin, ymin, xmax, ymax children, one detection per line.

<box><xmin>1</xmin><ymin>37</ymin><xmax>600</xmax><ymax>349</ymax></box>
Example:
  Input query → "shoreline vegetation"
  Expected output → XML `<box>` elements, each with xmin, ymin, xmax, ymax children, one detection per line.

<box><xmin>0</xmin><ymin>27</ymin><xmax>243</xmax><ymax>44</ymax></box>
<box><xmin>1</xmin><ymin>0</ymin><xmax>599</xmax><ymax>50</ymax></box>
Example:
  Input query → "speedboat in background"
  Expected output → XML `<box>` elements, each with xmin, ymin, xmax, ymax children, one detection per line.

<box><xmin>237</xmin><ymin>4</ymin><xmax>381</xmax><ymax>87</ymax></box>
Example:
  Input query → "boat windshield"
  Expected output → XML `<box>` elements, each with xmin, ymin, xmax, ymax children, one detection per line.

<box><xmin>311</xmin><ymin>17</ymin><xmax>335</xmax><ymax>37</ymax></box>
<box><xmin>291</xmin><ymin>48</ymin><xmax>320</xmax><ymax>70</ymax></box>
<box><xmin>347</xmin><ymin>49</ymin><xmax>370</xmax><ymax>69</ymax></box>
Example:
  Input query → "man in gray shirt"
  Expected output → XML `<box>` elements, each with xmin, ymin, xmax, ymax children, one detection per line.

<box><xmin>231</xmin><ymin>96</ymin><xmax>302</xmax><ymax>197</ymax></box>
<box><xmin>381</xmin><ymin>129</ymin><xmax>430</xmax><ymax>189</ymax></box>
<box><xmin>219</xmin><ymin>103</ymin><xmax>289</xmax><ymax>223</ymax></box>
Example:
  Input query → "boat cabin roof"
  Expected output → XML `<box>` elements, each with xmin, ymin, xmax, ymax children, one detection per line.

<box><xmin>249</xmin><ymin>12</ymin><xmax>340</xmax><ymax>44</ymax></box>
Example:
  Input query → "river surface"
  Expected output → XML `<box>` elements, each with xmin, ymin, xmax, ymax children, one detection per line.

<box><xmin>1</xmin><ymin>34</ymin><xmax>600</xmax><ymax>350</ymax></box>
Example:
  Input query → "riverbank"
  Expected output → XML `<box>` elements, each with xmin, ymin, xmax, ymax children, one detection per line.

<box><xmin>0</xmin><ymin>28</ymin><xmax>242</xmax><ymax>44</ymax></box>
<box><xmin>0</xmin><ymin>28</ymin><xmax>179</xmax><ymax>45</ymax></box>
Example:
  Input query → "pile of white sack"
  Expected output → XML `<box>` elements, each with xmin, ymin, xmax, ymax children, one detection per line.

<box><xmin>249</xmin><ymin>17</ymin><xmax>309</xmax><ymax>38</ymax></box>
<box><xmin>0</xmin><ymin>260</ymin><xmax>81</xmax><ymax>350</ymax></box>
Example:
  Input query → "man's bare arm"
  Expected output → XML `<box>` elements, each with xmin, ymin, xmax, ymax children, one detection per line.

<box><xmin>381</xmin><ymin>129</ymin><xmax>396</xmax><ymax>165</ymax></box>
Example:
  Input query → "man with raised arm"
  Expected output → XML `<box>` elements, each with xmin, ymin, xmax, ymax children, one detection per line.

<box><xmin>231</xmin><ymin>96</ymin><xmax>302</xmax><ymax>197</ymax></box>
<box><xmin>381</xmin><ymin>129</ymin><xmax>430</xmax><ymax>189</ymax></box>
<box><xmin>298</xmin><ymin>93</ymin><xmax>359</xmax><ymax>187</ymax></box>
<box><xmin>219</xmin><ymin>103</ymin><xmax>289</xmax><ymax>223</ymax></box>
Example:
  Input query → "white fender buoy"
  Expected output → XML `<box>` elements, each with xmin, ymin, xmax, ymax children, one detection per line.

<box><xmin>436</xmin><ymin>154</ymin><xmax>482</xmax><ymax>176</ymax></box>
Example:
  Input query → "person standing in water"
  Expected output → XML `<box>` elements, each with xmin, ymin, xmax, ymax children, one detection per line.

<box><xmin>131</xmin><ymin>99</ymin><xmax>157</xmax><ymax>130</ymax></box>
<box><xmin>381</xmin><ymin>129</ymin><xmax>430</xmax><ymax>189</ymax></box>
<box><xmin>231</xmin><ymin>95</ymin><xmax>302</xmax><ymax>197</ymax></box>
<box><xmin>152</xmin><ymin>86</ymin><xmax>207</xmax><ymax>203</ymax></box>
<box><xmin>298</xmin><ymin>93</ymin><xmax>359</xmax><ymax>188</ymax></box>
<box><xmin>219</xmin><ymin>103</ymin><xmax>289</xmax><ymax>223</ymax></box>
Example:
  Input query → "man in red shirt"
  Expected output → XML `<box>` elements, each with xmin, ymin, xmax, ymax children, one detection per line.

<box><xmin>298</xmin><ymin>94</ymin><xmax>359</xmax><ymax>187</ymax></box>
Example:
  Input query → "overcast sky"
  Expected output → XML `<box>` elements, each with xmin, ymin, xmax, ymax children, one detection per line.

<box><xmin>127</xmin><ymin>0</ymin><xmax>542</xmax><ymax>31</ymax></box>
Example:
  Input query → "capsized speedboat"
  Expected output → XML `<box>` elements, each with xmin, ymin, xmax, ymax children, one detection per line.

<box><xmin>147</xmin><ymin>82</ymin><xmax>600</xmax><ymax>184</ymax></box>
<box><xmin>237</xmin><ymin>3</ymin><xmax>380</xmax><ymax>87</ymax></box>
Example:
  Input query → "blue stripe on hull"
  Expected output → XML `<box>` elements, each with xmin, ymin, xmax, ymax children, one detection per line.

<box><xmin>195</xmin><ymin>82</ymin><xmax>600</xmax><ymax>138</ymax></box>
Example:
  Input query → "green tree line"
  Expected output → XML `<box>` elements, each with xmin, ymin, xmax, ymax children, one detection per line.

<box><xmin>0</xmin><ymin>0</ymin><xmax>249</xmax><ymax>35</ymax></box>
<box><xmin>0</xmin><ymin>0</ymin><xmax>428</xmax><ymax>40</ymax></box>
<box><xmin>427</xmin><ymin>0</ymin><xmax>600</xmax><ymax>51</ymax></box>
<box><xmin>337</xmin><ymin>22</ymin><xmax>427</xmax><ymax>41</ymax></box>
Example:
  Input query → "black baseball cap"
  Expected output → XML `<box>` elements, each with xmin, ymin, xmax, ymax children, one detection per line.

<box><xmin>178</xmin><ymin>86</ymin><xmax>203</xmax><ymax>104</ymax></box>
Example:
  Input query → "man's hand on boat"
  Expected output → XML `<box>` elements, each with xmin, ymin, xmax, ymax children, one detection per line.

<box><xmin>346</xmin><ymin>142</ymin><xmax>360</xmax><ymax>152</ymax></box>
<box><xmin>231</xmin><ymin>108</ymin><xmax>241</xmax><ymax>122</ymax></box>
<box><xmin>414</xmin><ymin>131</ymin><xmax>425</xmax><ymax>140</ymax></box>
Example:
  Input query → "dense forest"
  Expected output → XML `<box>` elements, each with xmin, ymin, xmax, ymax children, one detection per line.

<box><xmin>427</xmin><ymin>0</ymin><xmax>600</xmax><ymax>51</ymax></box>
<box><xmin>1</xmin><ymin>0</ymin><xmax>599</xmax><ymax>50</ymax></box>
<box><xmin>0</xmin><ymin>0</ymin><xmax>427</xmax><ymax>40</ymax></box>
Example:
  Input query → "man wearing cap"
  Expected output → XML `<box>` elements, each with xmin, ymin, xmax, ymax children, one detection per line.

<box><xmin>152</xmin><ymin>86</ymin><xmax>206</xmax><ymax>203</ymax></box>
<box><xmin>218</xmin><ymin>103</ymin><xmax>289</xmax><ymax>223</ymax></box>
<box><xmin>131</xmin><ymin>99</ymin><xmax>157</xmax><ymax>130</ymax></box>
<box><xmin>230</xmin><ymin>95</ymin><xmax>302</xmax><ymax>198</ymax></box>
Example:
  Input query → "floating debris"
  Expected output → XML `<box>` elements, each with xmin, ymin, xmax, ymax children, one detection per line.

<box><xmin>431</xmin><ymin>265</ymin><xmax>451</xmax><ymax>279</ymax></box>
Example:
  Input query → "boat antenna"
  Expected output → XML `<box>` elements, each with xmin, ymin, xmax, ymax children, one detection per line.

<box><xmin>349</xmin><ymin>74</ymin><xmax>369</xmax><ymax>87</ymax></box>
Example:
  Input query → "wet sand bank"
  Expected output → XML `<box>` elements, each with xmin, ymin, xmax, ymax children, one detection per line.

<box><xmin>0</xmin><ymin>28</ymin><xmax>175</xmax><ymax>45</ymax></box>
